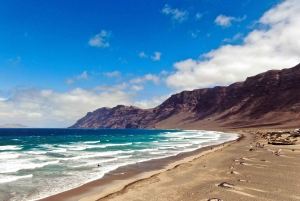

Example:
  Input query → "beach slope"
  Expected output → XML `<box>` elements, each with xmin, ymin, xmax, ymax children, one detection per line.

<box><xmin>81</xmin><ymin>130</ymin><xmax>300</xmax><ymax>201</ymax></box>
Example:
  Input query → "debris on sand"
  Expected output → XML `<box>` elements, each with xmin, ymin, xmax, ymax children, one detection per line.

<box><xmin>218</xmin><ymin>182</ymin><xmax>235</xmax><ymax>189</ymax></box>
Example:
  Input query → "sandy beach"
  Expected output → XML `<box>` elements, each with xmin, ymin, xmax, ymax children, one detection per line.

<box><xmin>40</xmin><ymin>129</ymin><xmax>300</xmax><ymax>201</ymax></box>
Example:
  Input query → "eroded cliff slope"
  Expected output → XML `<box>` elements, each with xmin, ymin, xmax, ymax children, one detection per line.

<box><xmin>70</xmin><ymin>63</ymin><xmax>300</xmax><ymax>129</ymax></box>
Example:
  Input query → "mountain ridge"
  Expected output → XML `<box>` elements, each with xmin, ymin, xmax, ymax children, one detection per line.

<box><xmin>0</xmin><ymin>123</ymin><xmax>29</xmax><ymax>128</ymax></box>
<box><xmin>70</xmin><ymin>63</ymin><xmax>300</xmax><ymax>129</ymax></box>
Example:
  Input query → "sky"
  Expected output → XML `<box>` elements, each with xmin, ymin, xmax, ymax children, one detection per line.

<box><xmin>0</xmin><ymin>0</ymin><xmax>300</xmax><ymax>127</ymax></box>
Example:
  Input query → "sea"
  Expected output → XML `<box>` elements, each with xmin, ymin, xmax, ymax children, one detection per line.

<box><xmin>0</xmin><ymin>128</ymin><xmax>239</xmax><ymax>201</ymax></box>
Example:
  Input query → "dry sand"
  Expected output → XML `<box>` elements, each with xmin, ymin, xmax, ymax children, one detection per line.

<box><xmin>41</xmin><ymin>130</ymin><xmax>300</xmax><ymax>201</ymax></box>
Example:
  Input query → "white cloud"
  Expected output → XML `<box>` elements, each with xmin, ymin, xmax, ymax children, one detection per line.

<box><xmin>166</xmin><ymin>0</ymin><xmax>300</xmax><ymax>90</ymax></box>
<box><xmin>7</xmin><ymin>56</ymin><xmax>21</xmax><ymax>66</ymax></box>
<box><xmin>160</xmin><ymin>70</ymin><xmax>168</xmax><ymax>75</ymax></box>
<box><xmin>93</xmin><ymin>83</ymin><xmax>128</xmax><ymax>92</ymax></box>
<box><xmin>139</xmin><ymin>51</ymin><xmax>161</xmax><ymax>61</ymax></box>
<box><xmin>134</xmin><ymin>94</ymin><xmax>171</xmax><ymax>109</ymax></box>
<box><xmin>139</xmin><ymin>52</ymin><xmax>148</xmax><ymax>58</ymax></box>
<box><xmin>66</xmin><ymin>71</ymin><xmax>90</xmax><ymax>85</ymax></box>
<box><xmin>130</xmin><ymin>74</ymin><xmax>160</xmax><ymax>85</ymax></box>
<box><xmin>131</xmin><ymin>85</ymin><xmax>144</xmax><ymax>91</ymax></box>
<box><xmin>151</xmin><ymin>52</ymin><xmax>162</xmax><ymax>61</ymax></box>
<box><xmin>0</xmin><ymin>88</ymin><xmax>133</xmax><ymax>127</ymax></box>
<box><xmin>195</xmin><ymin>12</ymin><xmax>203</xmax><ymax>20</ymax></box>
<box><xmin>66</xmin><ymin>79</ymin><xmax>74</xmax><ymax>85</ymax></box>
<box><xmin>0</xmin><ymin>86</ymin><xmax>172</xmax><ymax>127</ymax></box>
<box><xmin>76</xmin><ymin>71</ymin><xmax>89</xmax><ymax>80</ymax></box>
<box><xmin>215</xmin><ymin>15</ymin><xmax>246</xmax><ymax>27</ymax></box>
<box><xmin>162</xmin><ymin>4</ymin><xmax>188</xmax><ymax>23</ymax></box>
<box><xmin>190</xmin><ymin>30</ymin><xmax>200</xmax><ymax>38</ymax></box>
<box><xmin>88</xmin><ymin>30</ymin><xmax>111</xmax><ymax>47</ymax></box>
<box><xmin>223</xmin><ymin>33</ymin><xmax>243</xmax><ymax>42</ymax></box>
<box><xmin>103</xmin><ymin>71</ymin><xmax>121</xmax><ymax>77</ymax></box>
<box><xmin>118</xmin><ymin>58</ymin><xmax>128</xmax><ymax>64</ymax></box>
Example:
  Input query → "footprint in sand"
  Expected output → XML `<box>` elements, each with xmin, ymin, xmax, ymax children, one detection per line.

<box><xmin>239</xmin><ymin>162</ymin><xmax>250</xmax><ymax>165</ymax></box>
<box><xmin>207</xmin><ymin>199</ymin><xmax>223</xmax><ymax>201</ymax></box>
<box><xmin>238</xmin><ymin>179</ymin><xmax>249</xmax><ymax>182</ymax></box>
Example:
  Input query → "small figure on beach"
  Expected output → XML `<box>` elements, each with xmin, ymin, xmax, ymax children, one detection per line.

<box><xmin>98</xmin><ymin>164</ymin><xmax>102</xmax><ymax>167</ymax></box>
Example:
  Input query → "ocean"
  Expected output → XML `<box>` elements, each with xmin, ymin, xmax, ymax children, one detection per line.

<box><xmin>0</xmin><ymin>128</ymin><xmax>238</xmax><ymax>201</ymax></box>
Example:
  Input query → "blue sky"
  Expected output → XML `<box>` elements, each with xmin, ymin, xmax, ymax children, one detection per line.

<box><xmin>0</xmin><ymin>0</ymin><xmax>299</xmax><ymax>127</ymax></box>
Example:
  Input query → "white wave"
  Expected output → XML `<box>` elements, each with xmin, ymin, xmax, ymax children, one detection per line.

<box><xmin>103</xmin><ymin>143</ymin><xmax>132</xmax><ymax>147</ymax></box>
<box><xmin>83</xmin><ymin>141</ymin><xmax>100</xmax><ymax>144</ymax></box>
<box><xmin>117</xmin><ymin>155</ymin><xmax>133</xmax><ymax>159</ymax></box>
<box><xmin>56</xmin><ymin>144</ymin><xmax>87</xmax><ymax>151</ymax></box>
<box><xmin>83</xmin><ymin>143</ymin><xmax>133</xmax><ymax>149</ymax></box>
<box><xmin>49</xmin><ymin>148</ymin><xmax>67</xmax><ymax>153</ymax></box>
<box><xmin>0</xmin><ymin>174</ymin><xmax>33</xmax><ymax>183</ymax></box>
<box><xmin>182</xmin><ymin>135</ymin><xmax>205</xmax><ymax>139</ymax></box>
<box><xmin>68</xmin><ymin>147</ymin><xmax>86</xmax><ymax>151</ymax></box>
<box><xmin>158</xmin><ymin>146</ymin><xmax>175</xmax><ymax>150</ymax></box>
<box><xmin>136</xmin><ymin>148</ymin><xmax>158</xmax><ymax>152</ymax></box>
<box><xmin>0</xmin><ymin>145</ymin><xmax>22</xmax><ymax>150</ymax></box>
<box><xmin>199</xmin><ymin>135</ymin><xmax>220</xmax><ymax>139</ymax></box>
<box><xmin>175</xmin><ymin>143</ymin><xmax>193</xmax><ymax>148</ymax></box>
<box><xmin>25</xmin><ymin>150</ymin><xmax>47</xmax><ymax>155</ymax></box>
<box><xmin>0</xmin><ymin>160</ymin><xmax>59</xmax><ymax>173</ymax></box>
<box><xmin>70</xmin><ymin>158</ymin><xmax>118</xmax><ymax>168</ymax></box>
<box><xmin>0</xmin><ymin>152</ymin><xmax>21</xmax><ymax>159</ymax></box>
<box><xmin>150</xmin><ymin>151</ymin><xmax>166</xmax><ymax>155</ymax></box>
<box><xmin>169</xmin><ymin>137</ymin><xmax>184</xmax><ymax>141</ymax></box>
<box><xmin>60</xmin><ymin>151</ymin><xmax>124</xmax><ymax>161</ymax></box>
<box><xmin>122</xmin><ymin>150</ymin><xmax>135</xmax><ymax>153</ymax></box>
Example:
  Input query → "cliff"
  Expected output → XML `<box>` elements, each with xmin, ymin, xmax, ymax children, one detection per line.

<box><xmin>70</xmin><ymin>63</ymin><xmax>300</xmax><ymax>129</ymax></box>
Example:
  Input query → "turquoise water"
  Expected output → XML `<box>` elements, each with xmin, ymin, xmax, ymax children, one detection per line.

<box><xmin>0</xmin><ymin>128</ymin><xmax>238</xmax><ymax>201</ymax></box>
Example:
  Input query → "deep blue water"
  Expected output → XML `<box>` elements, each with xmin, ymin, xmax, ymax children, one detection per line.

<box><xmin>0</xmin><ymin>128</ymin><xmax>238</xmax><ymax>201</ymax></box>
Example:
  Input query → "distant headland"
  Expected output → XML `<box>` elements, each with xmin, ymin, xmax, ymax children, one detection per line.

<box><xmin>0</xmin><ymin>123</ymin><xmax>29</xmax><ymax>128</ymax></box>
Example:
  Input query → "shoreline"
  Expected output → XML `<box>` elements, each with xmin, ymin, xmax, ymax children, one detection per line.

<box><xmin>85</xmin><ymin>135</ymin><xmax>243</xmax><ymax>201</ymax></box>
<box><xmin>39</xmin><ymin>128</ymin><xmax>300</xmax><ymax>201</ymax></box>
<box><xmin>39</xmin><ymin>131</ymin><xmax>241</xmax><ymax>201</ymax></box>
<box><xmin>95</xmin><ymin>129</ymin><xmax>300</xmax><ymax>201</ymax></box>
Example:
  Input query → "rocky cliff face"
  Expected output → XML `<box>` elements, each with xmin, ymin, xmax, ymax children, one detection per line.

<box><xmin>70</xmin><ymin>63</ymin><xmax>300</xmax><ymax>129</ymax></box>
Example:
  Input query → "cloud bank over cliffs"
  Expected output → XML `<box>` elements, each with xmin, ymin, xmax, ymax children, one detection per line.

<box><xmin>166</xmin><ymin>0</ymin><xmax>300</xmax><ymax>90</ymax></box>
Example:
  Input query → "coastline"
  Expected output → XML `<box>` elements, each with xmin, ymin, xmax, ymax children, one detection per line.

<box><xmin>38</xmin><ymin>131</ymin><xmax>241</xmax><ymax>201</ymax></box>
<box><xmin>39</xmin><ymin>128</ymin><xmax>300</xmax><ymax>201</ymax></box>
<box><xmin>83</xmin><ymin>135</ymin><xmax>243</xmax><ymax>201</ymax></box>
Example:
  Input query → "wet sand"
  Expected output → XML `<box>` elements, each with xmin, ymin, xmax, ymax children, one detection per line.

<box><xmin>40</xmin><ymin>130</ymin><xmax>300</xmax><ymax>201</ymax></box>
<box><xmin>39</xmin><ymin>133</ymin><xmax>240</xmax><ymax>201</ymax></box>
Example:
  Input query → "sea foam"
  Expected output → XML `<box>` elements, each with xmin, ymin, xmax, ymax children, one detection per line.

<box><xmin>0</xmin><ymin>128</ymin><xmax>238</xmax><ymax>201</ymax></box>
